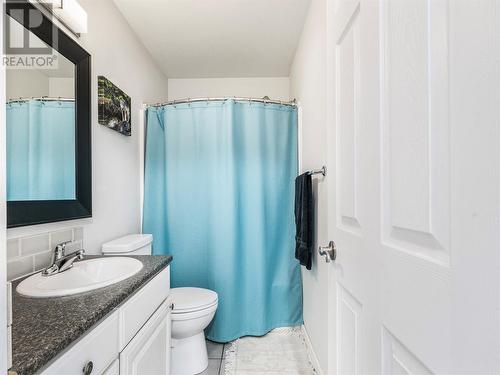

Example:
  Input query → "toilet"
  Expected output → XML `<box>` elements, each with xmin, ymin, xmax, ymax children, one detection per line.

<box><xmin>102</xmin><ymin>234</ymin><xmax>218</xmax><ymax>375</ymax></box>
<box><xmin>102</xmin><ymin>233</ymin><xmax>153</xmax><ymax>255</ymax></box>
<box><xmin>170</xmin><ymin>287</ymin><xmax>218</xmax><ymax>375</ymax></box>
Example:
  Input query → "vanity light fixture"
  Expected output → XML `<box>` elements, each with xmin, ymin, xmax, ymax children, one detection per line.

<box><xmin>37</xmin><ymin>0</ymin><xmax>88</xmax><ymax>35</ymax></box>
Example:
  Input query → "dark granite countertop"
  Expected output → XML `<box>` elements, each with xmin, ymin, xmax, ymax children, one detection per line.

<box><xmin>10</xmin><ymin>255</ymin><xmax>173</xmax><ymax>375</ymax></box>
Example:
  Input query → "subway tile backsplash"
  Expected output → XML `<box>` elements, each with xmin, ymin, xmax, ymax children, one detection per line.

<box><xmin>6</xmin><ymin>239</ymin><xmax>20</xmax><ymax>259</ymax></box>
<box><xmin>20</xmin><ymin>234</ymin><xmax>50</xmax><ymax>256</ymax></box>
<box><xmin>7</xmin><ymin>227</ymin><xmax>84</xmax><ymax>281</ymax></box>
<box><xmin>7</xmin><ymin>256</ymin><xmax>33</xmax><ymax>282</ymax></box>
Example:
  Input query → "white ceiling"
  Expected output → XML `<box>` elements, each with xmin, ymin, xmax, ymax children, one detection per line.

<box><xmin>113</xmin><ymin>0</ymin><xmax>311</xmax><ymax>78</ymax></box>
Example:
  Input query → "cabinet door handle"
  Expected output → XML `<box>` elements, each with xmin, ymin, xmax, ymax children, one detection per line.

<box><xmin>82</xmin><ymin>361</ymin><xmax>93</xmax><ymax>375</ymax></box>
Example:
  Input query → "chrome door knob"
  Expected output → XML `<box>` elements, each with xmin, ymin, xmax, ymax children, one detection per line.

<box><xmin>318</xmin><ymin>241</ymin><xmax>336</xmax><ymax>262</ymax></box>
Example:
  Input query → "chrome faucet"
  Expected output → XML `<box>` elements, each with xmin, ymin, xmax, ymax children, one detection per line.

<box><xmin>42</xmin><ymin>241</ymin><xmax>85</xmax><ymax>276</ymax></box>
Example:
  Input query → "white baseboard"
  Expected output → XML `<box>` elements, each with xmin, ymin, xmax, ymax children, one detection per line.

<box><xmin>301</xmin><ymin>325</ymin><xmax>324</xmax><ymax>375</ymax></box>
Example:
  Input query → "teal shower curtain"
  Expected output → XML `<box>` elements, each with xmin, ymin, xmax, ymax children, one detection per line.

<box><xmin>7</xmin><ymin>100</ymin><xmax>76</xmax><ymax>200</ymax></box>
<box><xmin>143</xmin><ymin>100</ymin><xmax>303</xmax><ymax>342</ymax></box>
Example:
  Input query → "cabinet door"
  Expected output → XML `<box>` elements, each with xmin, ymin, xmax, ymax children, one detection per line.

<box><xmin>102</xmin><ymin>359</ymin><xmax>119</xmax><ymax>375</ymax></box>
<box><xmin>120</xmin><ymin>298</ymin><xmax>172</xmax><ymax>375</ymax></box>
<box><xmin>119</xmin><ymin>267</ymin><xmax>170</xmax><ymax>351</ymax></box>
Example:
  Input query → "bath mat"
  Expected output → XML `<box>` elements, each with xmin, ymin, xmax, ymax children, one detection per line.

<box><xmin>224</xmin><ymin>326</ymin><xmax>316</xmax><ymax>374</ymax></box>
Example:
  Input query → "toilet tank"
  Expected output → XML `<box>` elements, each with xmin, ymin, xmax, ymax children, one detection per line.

<box><xmin>102</xmin><ymin>234</ymin><xmax>153</xmax><ymax>255</ymax></box>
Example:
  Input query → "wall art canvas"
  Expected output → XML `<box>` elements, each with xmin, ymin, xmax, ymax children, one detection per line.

<box><xmin>98</xmin><ymin>76</ymin><xmax>131</xmax><ymax>136</ymax></box>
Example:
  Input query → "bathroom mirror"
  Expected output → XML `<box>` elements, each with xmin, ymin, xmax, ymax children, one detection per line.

<box><xmin>5</xmin><ymin>1</ymin><xmax>91</xmax><ymax>227</ymax></box>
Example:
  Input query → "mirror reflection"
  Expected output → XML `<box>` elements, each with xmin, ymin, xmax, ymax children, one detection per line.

<box><xmin>6</xmin><ymin>16</ymin><xmax>76</xmax><ymax>201</ymax></box>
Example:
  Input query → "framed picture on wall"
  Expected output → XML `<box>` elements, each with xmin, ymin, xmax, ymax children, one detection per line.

<box><xmin>98</xmin><ymin>76</ymin><xmax>131</xmax><ymax>136</ymax></box>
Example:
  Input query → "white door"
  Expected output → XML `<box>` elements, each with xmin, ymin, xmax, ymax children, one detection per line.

<box><xmin>325</xmin><ymin>0</ymin><xmax>500</xmax><ymax>374</ymax></box>
<box><xmin>120</xmin><ymin>299</ymin><xmax>172</xmax><ymax>375</ymax></box>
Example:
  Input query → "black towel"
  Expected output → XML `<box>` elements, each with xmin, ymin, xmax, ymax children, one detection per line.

<box><xmin>294</xmin><ymin>172</ymin><xmax>314</xmax><ymax>270</ymax></box>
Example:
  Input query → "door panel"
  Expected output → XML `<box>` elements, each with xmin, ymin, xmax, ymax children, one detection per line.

<box><xmin>382</xmin><ymin>328</ymin><xmax>433</xmax><ymax>375</ymax></box>
<box><xmin>337</xmin><ymin>284</ymin><xmax>362</xmax><ymax>375</ymax></box>
<box><xmin>380</xmin><ymin>0</ymin><xmax>450</xmax><ymax>265</ymax></box>
<box><xmin>336</xmin><ymin>5</ymin><xmax>362</xmax><ymax>234</ymax></box>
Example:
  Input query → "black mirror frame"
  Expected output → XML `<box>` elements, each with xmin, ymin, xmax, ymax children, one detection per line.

<box><xmin>6</xmin><ymin>1</ymin><xmax>92</xmax><ymax>228</ymax></box>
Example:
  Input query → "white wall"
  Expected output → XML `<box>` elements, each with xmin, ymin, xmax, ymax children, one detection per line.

<box><xmin>7</xmin><ymin>0</ymin><xmax>169</xmax><ymax>255</ymax></box>
<box><xmin>289</xmin><ymin>0</ymin><xmax>328</xmax><ymax>373</ymax></box>
<box><xmin>48</xmin><ymin>78</ymin><xmax>74</xmax><ymax>97</ymax></box>
<box><xmin>168</xmin><ymin>77</ymin><xmax>290</xmax><ymax>101</ymax></box>
<box><xmin>6</xmin><ymin>73</ymin><xmax>74</xmax><ymax>98</ymax></box>
<box><xmin>6</xmin><ymin>70</ymin><xmax>49</xmax><ymax>99</ymax></box>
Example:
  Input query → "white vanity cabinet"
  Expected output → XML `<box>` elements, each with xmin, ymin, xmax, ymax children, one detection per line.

<box><xmin>39</xmin><ymin>266</ymin><xmax>172</xmax><ymax>375</ymax></box>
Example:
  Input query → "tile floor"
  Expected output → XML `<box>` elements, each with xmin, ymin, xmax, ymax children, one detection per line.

<box><xmin>201</xmin><ymin>340</ymin><xmax>226</xmax><ymax>375</ymax></box>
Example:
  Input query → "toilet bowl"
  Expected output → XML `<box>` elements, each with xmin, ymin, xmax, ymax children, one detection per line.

<box><xmin>171</xmin><ymin>287</ymin><xmax>218</xmax><ymax>375</ymax></box>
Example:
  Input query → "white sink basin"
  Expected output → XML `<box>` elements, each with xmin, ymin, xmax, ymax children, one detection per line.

<box><xmin>17</xmin><ymin>257</ymin><xmax>143</xmax><ymax>298</ymax></box>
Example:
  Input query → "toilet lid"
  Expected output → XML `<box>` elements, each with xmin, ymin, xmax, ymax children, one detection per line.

<box><xmin>171</xmin><ymin>287</ymin><xmax>218</xmax><ymax>313</ymax></box>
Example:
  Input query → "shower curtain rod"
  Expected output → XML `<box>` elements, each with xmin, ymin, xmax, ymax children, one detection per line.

<box><xmin>7</xmin><ymin>97</ymin><xmax>75</xmax><ymax>104</ymax></box>
<box><xmin>145</xmin><ymin>96</ymin><xmax>297</xmax><ymax>108</ymax></box>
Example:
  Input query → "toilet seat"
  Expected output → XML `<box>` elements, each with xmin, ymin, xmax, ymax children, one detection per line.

<box><xmin>171</xmin><ymin>301</ymin><xmax>218</xmax><ymax>321</ymax></box>
<box><xmin>171</xmin><ymin>287</ymin><xmax>218</xmax><ymax>314</ymax></box>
